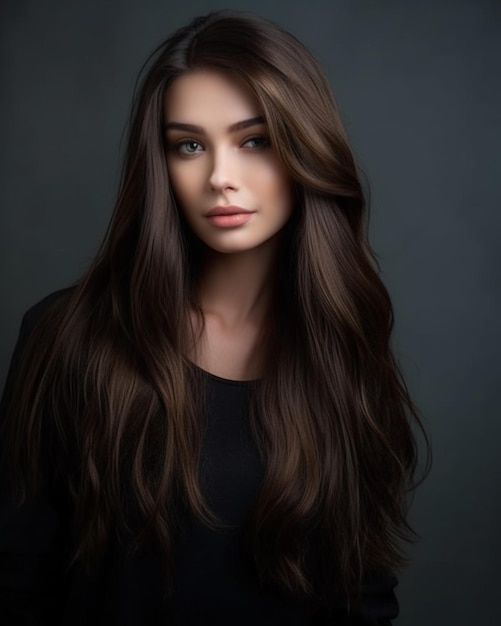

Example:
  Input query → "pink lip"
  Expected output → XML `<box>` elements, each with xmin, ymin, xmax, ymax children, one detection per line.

<box><xmin>206</xmin><ymin>205</ymin><xmax>254</xmax><ymax>217</ymax></box>
<box><xmin>207</xmin><ymin>213</ymin><xmax>254</xmax><ymax>228</ymax></box>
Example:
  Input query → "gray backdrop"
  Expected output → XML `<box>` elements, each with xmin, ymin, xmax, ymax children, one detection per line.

<box><xmin>1</xmin><ymin>1</ymin><xmax>499</xmax><ymax>624</ymax></box>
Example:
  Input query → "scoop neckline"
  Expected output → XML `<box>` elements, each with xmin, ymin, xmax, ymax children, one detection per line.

<box><xmin>190</xmin><ymin>362</ymin><xmax>260</xmax><ymax>386</ymax></box>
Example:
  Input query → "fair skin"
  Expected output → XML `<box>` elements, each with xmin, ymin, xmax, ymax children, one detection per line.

<box><xmin>163</xmin><ymin>69</ymin><xmax>293</xmax><ymax>380</ymax></box>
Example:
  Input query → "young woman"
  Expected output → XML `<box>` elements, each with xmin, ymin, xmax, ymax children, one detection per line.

<box><xmin>0</xmin><ymin>10</ymin><xmax>430</xmax><ymax>625</ymax></box>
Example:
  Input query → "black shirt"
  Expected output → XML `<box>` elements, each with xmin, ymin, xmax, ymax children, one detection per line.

<box><xmin>0</xmin><ymin>292</ymin><xmax>399</xmax><ymax>624</ymax></box>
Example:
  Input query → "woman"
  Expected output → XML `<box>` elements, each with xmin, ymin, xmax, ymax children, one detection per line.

<box><xmin>0</xmin><ymin>9</ymin><xmax>430</xmax><ymax>625</ymax></box>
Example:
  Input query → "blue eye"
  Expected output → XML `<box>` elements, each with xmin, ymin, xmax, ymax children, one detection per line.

<box><xmin>177</xmin><ymin>140</ymin><xmax>203</xmax><ymax>154</ymax></box>
<box><xmin>243</xmin><ymin>136</ymin><xmax>270</xmax><ymax>149</ymax></box>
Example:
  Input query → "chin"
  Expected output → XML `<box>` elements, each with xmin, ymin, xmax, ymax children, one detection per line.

<box><xmin>204</xmin><ymin>243</ymin><xmax>258</xmax><ymax>255</ymax></box>
<box><xmin>194</xmin><ymin>232</ymin><xmax>263</xmax><ymax>256</ymax></box>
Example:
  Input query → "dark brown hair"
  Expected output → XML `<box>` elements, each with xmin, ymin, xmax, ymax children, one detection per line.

<box><xmin>3</xmin><ymin>9</ymin><xmax>430</xmax><ymax>612</ymax></box>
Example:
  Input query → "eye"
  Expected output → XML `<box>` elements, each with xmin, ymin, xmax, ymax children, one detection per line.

<box><xmin>242</xmin><ymin>135</ymin><xmax>270</xmax><ymax>149</ymax></box>
<box><xmin>175</xmin><ymin>139</ymin><xmax>203</xmax><ymax>155</ymax></box>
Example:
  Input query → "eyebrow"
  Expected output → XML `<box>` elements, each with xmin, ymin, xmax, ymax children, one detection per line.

<box><xmin>165</xmin><ymin>115</ymin><xmax>266</xmax><ymax>134</ymax></box>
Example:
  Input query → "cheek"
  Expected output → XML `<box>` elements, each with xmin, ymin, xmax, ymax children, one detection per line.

<box><xmin>250</xmin><ymin>157</ymin><xmax>289</xmax><ymax>191</ymax></box>
<box><xmin>255</xmin><ymin>164</ymin><xmax>292</xmax><ymax>218</ymax></box>
<box><xmin>168</xmin><ymin>162</ymin><xmax>201</xmax><ymax>207</ymax></box>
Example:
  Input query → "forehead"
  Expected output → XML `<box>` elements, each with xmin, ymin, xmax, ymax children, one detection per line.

<box><xmin>163</xmin><ymin>69</ymin><xmax>262</xmax><ymax>125</ymax></box>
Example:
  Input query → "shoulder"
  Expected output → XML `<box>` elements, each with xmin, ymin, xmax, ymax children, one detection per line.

<box><xmin>1</xmin><ymin>287</ymin><xmax>75</xmax><ymax>444</ymax></box>
<box><xmin>19</xmin><ymin>287</ymin><xmax>74</xmax><ymax>339</ymax></box>
<box><xmin>6</xmin><ymin>287</ymin><xmax>76</xmax><ymax>373</ymax></box>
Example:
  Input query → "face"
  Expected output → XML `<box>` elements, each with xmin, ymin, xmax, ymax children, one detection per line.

<box><xmin>163</xmin><ymin>69</ymin><xmax>293</xmax><ymax>255</ymax></box>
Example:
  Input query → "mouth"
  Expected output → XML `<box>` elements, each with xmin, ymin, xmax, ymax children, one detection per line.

<box><xmin>205</xmin><ymin>205</ymin><xmax>255</xmax><ymax>217</ymax></box>
<box><xmin>205</xmin><ymin>204</ymin><xmax>256</xmax><ymax>228</ymax></box>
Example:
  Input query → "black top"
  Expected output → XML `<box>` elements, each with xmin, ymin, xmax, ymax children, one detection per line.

<box><xmin>0</xmin><ymin>292</ymin><xmax>399</xmax><ymax>625</ymax></box>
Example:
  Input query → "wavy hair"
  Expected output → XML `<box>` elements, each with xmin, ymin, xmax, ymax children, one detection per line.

<box><xmin>3</xmin><ymin>9</ymin><xmax>430</xmax><ymax>611</ymax></box>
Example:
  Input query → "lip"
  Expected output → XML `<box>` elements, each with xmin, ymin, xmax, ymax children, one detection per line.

<box><xmin>206</xmin><ymin>205</ymin><xmax>255</xmax><ymax>217</ymax></box>
<box><xmin>206</xmin><ymin>213</ymin><xmax>254</xmax><ymax>228</ymax></box>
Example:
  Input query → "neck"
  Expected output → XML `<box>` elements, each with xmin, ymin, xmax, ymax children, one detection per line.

<box><xmin>195</xmin><ymin>236</ymin><xmax>282</xmax><ymax>329</ymax></box>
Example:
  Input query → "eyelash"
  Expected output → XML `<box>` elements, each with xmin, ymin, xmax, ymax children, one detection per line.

<box><xmin>171</xmin><ymin>135</ymin><xmax>270</xmax><ymax>156</ymax></box>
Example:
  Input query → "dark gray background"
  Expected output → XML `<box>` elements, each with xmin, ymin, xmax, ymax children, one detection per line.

<box><xmin>1</xmin><ymin>1</ymin><xmax>499</xmax><ymax>624</ymax></box>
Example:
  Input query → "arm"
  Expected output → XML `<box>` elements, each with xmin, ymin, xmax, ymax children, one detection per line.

<box><xmin>313</xmin><ymin>572</ymin><xmax>399</xmax><ymax>625</ymax></box>
<box><xmin>0</xmin><ymin>298</ymin><xmax>68</xmax><ymax>624</ymax></box>
<box><xmin>352</xmin><ymin>572</ymin><xmax>399</xmax><ymax>625</ymax></box>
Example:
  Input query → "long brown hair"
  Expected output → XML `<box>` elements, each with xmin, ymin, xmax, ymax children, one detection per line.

<box><xmin>2</xmin><ymin>9</ymin><xmax>430</xmax><ymax>611</ymax></box>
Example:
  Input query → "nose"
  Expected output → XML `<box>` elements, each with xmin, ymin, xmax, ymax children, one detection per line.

<box><xmin>208</xmin><ymin>147</ymin><xmax>238</xmax><ymax>192</ymax></box>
